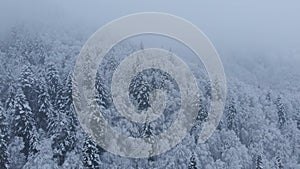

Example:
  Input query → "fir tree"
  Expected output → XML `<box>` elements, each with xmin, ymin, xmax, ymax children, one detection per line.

<box><xmin>256</xmin><ymin>155</ymin><xmax>263</xmax><ymax>169</ymax></box>
<box><xmin>45</xmin><ymin>63</ymin><xmax>60</xmax><ymax>108</ymax></box>
<box><xmin>140</xmin><ymin>123</ymin><xmax>154</xmax><ymax>138</ymax></box>
<box><xmin>129</xmin><ymin>75</ymin><xmax>151</xmax><ymax>111</ymax></box>
<box><xmin>12</xmin><ymin>88</ymin><xmax>39</xmax><ymax>159</ymax></box>
<box><xmin>57</xmin><ymin>73</ymin><xmax>78</xmax><ymax>128</ymax></box>
<box><xmin>48</xmin><ymin>108</ymin><xmax>76</xmax><ymax>166</ymax></box>
<box><xmin>0</xmin><ymin>103</ymin><xmax>9</xmax><ymax>169</ymax></box>
<box><xmin>275</xmin><ymin>96</ymin><xmax>286</xmax><ymax>128</ymax></box>
<box><xmin>95</xmin><ymin>74</ymin><xmax>110</xmax><ymax>109</ymax></box>
<box><xmin>51</xmin><ymin>128</ymin><xmax>75</xmax><ymax>166</ymax></box>
<box><xmin>83</xmin><ymin>138</ymin><xmax>101</xmax><ymax>168</ymax></box>
<box><xmin>37</xmin><ymin>84</ymin><xmax>54</xmax><ymax>132</ymax></box>
<box><xmin>275</xmin><ymin>156</ymin><xmax>284</xmax><ymax>169</ymax></box>
<box><xmin>188</xmin><ymin>153</ymin><xmax>197</xmax><ymax>169</ymax></box>
<box><xmin>226</xmin><ymin>97</ymin><xmax>237</xmax><ymax>130</ymax></box>
<box><xmin>50</xmin><ymin>74</ymin><xmax>77</xmax><ymax>166</ymax></box>
<box><xmin>19</xmin><ymin>66</ymin><xmax>38</xmax><ymax>113</ymax></box>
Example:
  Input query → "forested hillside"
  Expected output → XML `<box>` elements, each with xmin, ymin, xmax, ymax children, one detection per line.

<box><xmin>0</xmin><ymin>27</ymin><xmax>299</xmax><ymax>169</ymax></box>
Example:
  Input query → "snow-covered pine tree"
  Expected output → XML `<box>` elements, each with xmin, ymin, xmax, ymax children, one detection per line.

<box><xmin>51</xmin><ymin>127</ymin><xmax>74</xmax><ymax>166</ymax></box>
<box><xmin>19</xmin><ymin>66</ymin><xmax>39</xmax><ymax>114</ymax></box>
<box><xmin>129</xmin><ymin>74</ymin><xmax>151</xmax><ymax>111</ymax></box>
<box><xmin>45</xmin><ymin>63</ymin><xmax>60</xmax><ymax>108</ymax></box>
<box><xmin>196</xmin><ymin>97</ymin><xmax>208</xmax><ymax>122</ymax></box>
<box><xmin>266</xmin><ymin>90</ymin><xmax>272</xmax><ymax>103</ymax></box>
<box><xmin>57</xmin><ymin>73</ymin><xmax>78</xmax><ymax>128</ymax></box>
<box><xmin>12</xmin><ymin>88</ymin><xmax>39</xmax><ymax>159</ymax></box>
<box><xmin>275</xmin><ymin>96</ymin><xmax>286</xmax><ymax>128</ymax></box>
<box><xmin>95</xmin><ymin>73</ymin><xmax>110</xmax><ymax>109</ymax></box>
<box><xmin>37</xmin><ymin>84</ymin><xmax>54</xmax><ymax>132</ymax></box>
<box><xmin>226</xmin><ymin>97</ymin><xmax>237</xmax><ymax>130</ymax></box>
<box><xmin>188</xmin><ymin>153</ymin><xmax>197</xmax><ymax>169</ymax></box>
<box><xmin>4</xmin><ymin>84</ymin><xmax>16</xmax><ymax>112</ymax></box>
<box><xmin>4</xmin><ymin>84</ymin><xmax>16</xmax><ymax>131</ymax></box>
<box><xmin>83</xmin><ymin>137</ymin><xmax>101</xmax><ymax>168</ymax></box>
<box><xmin>140</xmin><ymin>123</ymin><xmax>154</xmax><ymax>138</ymax></box>
<box><xmin>48</xmin><ymin>109</ymin><xmax>76</xmax><ymax>166</ymax></box>
<box><xmin>0</xmin><ymin>103</ymin><xmax>9</xmax><ymax>169</ymax></box>
<box><xmin>275</xmin><ymin>156</ymin><xmax>284</xmax><ymax>169</ymax></box>
<box><xmin>23</xmin><ymin>35</ymin><xmax>48</xmax><ymax>65</ymax></box>
<box><xmin>7</xmin><ymin>136</ymin><xmax>26</xmax><ymax>168</ymax></box>
<box><xmin>50</xmin><ymin>74</ymin><xmax>77</xmax><ymax>166</ymax></box>
<box><xmin>256</xmin><ymin>155</ymin><xmax>263</xmax><ymax>169</ymax></box>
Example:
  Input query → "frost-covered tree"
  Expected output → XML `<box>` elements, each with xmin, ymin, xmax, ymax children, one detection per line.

<box><xmin>0</xmin><ymin>103</ymin><xmax>9</xmax><ymax>169</ymax></box>
<box><xmin>226</xmin><ymin>97</ymin><xmax>237</xmax><ymax>130</ymax></box>
<box><xmin>49</xmin><ymin>110</ymin><xmax>76</xmax><ymax>166</ymax></box>
<box><xmin>1</xmin><ymin>25</ymin><xmax>300</xmax><ymax>169</ymax></box>
<box><xmin>275</xmin><ymin>96</ymin><xmax>286</xmax><ymax>128</ymax></box>
<box><xmin>208</xmin><ymin>129</ymin><xmax>251</xmax><ymax>169</ymax></box>
<box><xmin>36</xmin><ymin>83</ymin><xmax>54</xmax><ymax>131</ymax></box>
<box><xmin>45</xmin><ymin>64</ymin><xmax>60</xmax><ymax>107</ymax></box>
<box><xmin>8</xmin><ymin>136</ymin><xmax>26</xmax><ymax>169</ymax></box>
<box><xmin>46</xmin><ymin>74</ymin><xmax>77</xmax><ymax>166</ymax></box>
<box><xmin>275</xmin><ymin>155</ymin><xmax>283</xmax><ymax>169</ymax></box>
<box><xmin>51</xmin><ymin>127</ymin><xmax>75</xmax><ymax>166</ymax></box>
<box><xmin>140</xmin><ymin>123</ymin><xmax>154</xmax><ymax>138</ymax></box>
<box><xmin>12</xmin><ymin>88</ymin><xmax>39</xmax><ymax>159</ymax></box>
<box><xmin>19</xmin><ymin>66</ymin><xmax>38</xmax><ymax>110</ymax></box>
<box><xmin>188</xmin><ymin>153</ymin><xmax>197</xmax><ymax>169</ymax></box>
<box><xmin>57</xmin><ymin>73</ymin><xmax>78</xmax><ymax>128</ymax></box>
<box><xmin>129</xmin><ymin>75</ymin><xmax>151</xmax><ymax>111</ymax></box>
<box><xmin>83</xmin><ymin>138</ymin><xmax>101</xmax><ymax>168</ymax></box>
<box><xmin>256</xmin><ymin>155</ymin><xmax>263</xmax><ymax>169</ymax></box>
<box><xmin>23</xmin><ymin>139</ymin><xmax>58</xmax><ymax>169</ymax></box>
<box><xmin>95</xmin><ymin>74</ymin><xmax>111</xmax><ymax>109</ymax></box>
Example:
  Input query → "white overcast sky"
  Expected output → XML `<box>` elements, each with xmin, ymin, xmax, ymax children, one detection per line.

<box><xmin>0</xmin><ymin>0</ymin><xmax>300</xmax><ymax>51</ymax></box>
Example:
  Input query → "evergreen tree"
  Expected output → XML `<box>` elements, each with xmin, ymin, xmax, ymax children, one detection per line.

<box><xmin>19</xmin><ymin>66</ymin><xmax>38</xmax><ymax>113</ymax></box>
<box><xmin>196</xmin><ymin>97</ymin><xmax>208</xmax><ymax>122</ymax></box>
<box><xmin>275</xmin><ymin>96</ymin><xmax>286</xmax><ymax>128</ymax></box>
<box><xmin>83</xmin><ymin>138</ymin><xmax>101</xmax><ymax>168</ymax></box>
<box><xmin>226</xmin><ymin>97</ymin><xmax>237</xmax><ymax>130</ymax></box>
<box><xmin>37</xmin><ymin>84</ymin><xmax>54</xmax><ymax>132</ymax></box>
<box><xmin>48</xmin><ymin>107</ymin><xmax>76</xmax><ymax>166</ymax></box>
<box><xmin>4</xmin><ymin>84</ymin><xmax>16</xmax><ymax>128</ymax></box>
<box><xmin>57</xmin><ymin>73</ymin><xmax>78</xmax><ymax>128</ymax></box>
<box><xmin>188</xmin><ymin>153</ymin><xmax>197</xmax><ymax>169</ymax></box>
<box><xmin>275</xmin><ymin>156</ymin><xmax>284</xmax><ymax>169</ymax></box>
<box><xmin>4</xmin><ymin>79</ymin><xmax>16</xmax><ymax>111</ymax></box>
<box><xmin>140</xmin><ymin>123</ymin><xmax>154</xmax><ymax>138</ymax></box>
<box><xmin>12</xmin><ymin>88</ymin><xmax>39</xmax><ymax>159</ymax></box>
<box><xmin>49</xmin><ymin>74</ymin><xmax>77</xmax><ymax>166</ymax></box>
<box><xmin>129</xmin><ymin>75</ymin><xmax>151</xmax><ymax>111</ymax></box>
<box><xmin>45</xmin><ymin>64</ymin><xmax>60</xmax><ymax>108</ymax></box>
<box><xmin>7</xmin><ymin>136</ymin><xmax>26</xmax><ymax>168</ymax></box>
<box><xmin>256</xmin><ymin>155</ymin><xmax>263</xmax><ymax>169</ymax></box>
<box><xmin>95</xmin><ymin>74</ymin><xmax>110</xmax><ymax>109</ymax></box>
<box><xmin>51</xmin><ymin>127</ymin><xmax>74</xmax><ymax>166</ymax></box>
<box><xmin>0</xmin><ymin>103</ymin><xmax>9</xmax><ymax>169</ymax></box>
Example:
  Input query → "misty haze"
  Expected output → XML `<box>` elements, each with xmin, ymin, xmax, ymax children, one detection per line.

<box><xmin>0</xmin><ymin>0</ymin><xmax>299</xmax><ymax>169</ymax></box>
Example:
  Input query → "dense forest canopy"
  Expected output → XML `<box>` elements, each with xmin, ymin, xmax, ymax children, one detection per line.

<box><xmin>0</xmin><ymin>1</ymin><xmax>300</xmax><ymax>168</ymax></box>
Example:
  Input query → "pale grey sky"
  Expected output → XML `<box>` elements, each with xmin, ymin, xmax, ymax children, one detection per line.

<box><xmin>1</xmin><ymin>0</ymin><xmax>299</xmax><ymax>51</ymax></box>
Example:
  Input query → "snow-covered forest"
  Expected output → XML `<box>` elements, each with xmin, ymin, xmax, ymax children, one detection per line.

<box><xmin>1</xmin><ymin>1</ymin><xmax>300</xmax><ymax>169</ymax></box>
<box><xmin>0</xmin><ymin>24</ymin><xmax>299</xmax><ymax>169</ymax></box>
